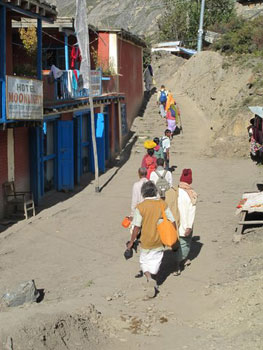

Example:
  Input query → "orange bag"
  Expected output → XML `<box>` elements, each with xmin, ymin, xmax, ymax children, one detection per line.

<box><xmin>122</xmin><ymin>216</ymin><xmax>131</xmax><ymax>228</ymax></box>
<box><xmin>157</xmin><ymin>203</ymin><xmax>178</xmax><ymax>247</ymax></box>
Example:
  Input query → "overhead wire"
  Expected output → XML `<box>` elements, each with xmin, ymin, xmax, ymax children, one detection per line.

<box><xmin>15</xmin><ymin>18</ymin><xmax>105</xmax><ymax>48</ymax></box>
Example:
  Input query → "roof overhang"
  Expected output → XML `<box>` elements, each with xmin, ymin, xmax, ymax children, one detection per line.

<box><xmin>152</xmin><ymin>47</ymin><xmax>180</xmax><ymax>53</ymax></box>
<box><xmin>0</xmin><ymin>0</ymin><xmax>57</xmax><ymax>23</ymax></box>
<box><xmin>96</xmin><ymin>27</ymin><xmax>146</xmax><ymax>48</ymax></box>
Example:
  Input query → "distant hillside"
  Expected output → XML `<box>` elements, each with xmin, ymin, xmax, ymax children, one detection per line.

<box><xmin>52</xmin><ymin>1</ymin><xmax>263</xmax><ymax>40</ymax></box>
<box><xmin>53</xmin><ymin>0</ymin><xmax>162</xmax><ymax>37</ymax></box>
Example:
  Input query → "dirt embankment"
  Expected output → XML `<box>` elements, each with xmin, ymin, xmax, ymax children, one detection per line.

<box><xmin>153</xmin><ymin>51</ymin><xmax>261</xmax><ymax>158</ymax></box>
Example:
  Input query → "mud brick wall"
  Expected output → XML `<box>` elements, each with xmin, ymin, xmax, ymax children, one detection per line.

<box><xmin>14</xmin><ymin>127</ymin><xmax>30</xmax><ymax>192</ymax></box>
<box><xmin>118</xmin><ymin>38</ymin><xmax>144</xmax><ymax>129</ymax></box>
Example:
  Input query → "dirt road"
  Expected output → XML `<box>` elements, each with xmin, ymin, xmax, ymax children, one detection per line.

<box><xmin>0</xmin><ymin>82</ymin><xmax>263</xmax><ymax>349</ymax></box>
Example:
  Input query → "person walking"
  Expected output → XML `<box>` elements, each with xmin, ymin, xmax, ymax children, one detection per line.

<box><xmin>144</xmin><ymin>64</ymin><xmax>153</xmax><ymax>93</ymax></box>
<box><xmin>127</xmin><ymin>181</ymin><xmax>176</xmax><ymax>298</ymax></box>
<box><xmin>141</xmin><ymin>148</ymin><xmax>157</xmax><ymax>179</ymax></box>
<box><xmin>130</xmin><ymin>167</ymin><xmax>148</xmax><ymax>220</ymax></box>
<box><xmin>153</xmin><ymin>137</ymin><xmax>164</xmax><ymax>160</ymax></box>
<box><xmin>161</xmin><ymin>129</ymin><xmax>172</xmax><ymax>170</ymax></box>
<box><xmin>174</xmin><ymin>169</ymin><xmax>197</xmax><ymax>275</ymax></box>
<box><xmin>166</xmin><ymin>105</ymin><xmax>177</xmax><ymax>134</ymax></box>
<box><xmin>150</xmin><ymin>158</ymin><xmax>172</xmax><ymax>197</ymax></box>
<box><xmin>165</xmin><ymin>92</ymin><xmax>175</xmax><ymax>113</ymax></box>
<box><xmin>156</xmin><ymin>85</ymin><xmax>168</xmax><ymax>118</ymax></box>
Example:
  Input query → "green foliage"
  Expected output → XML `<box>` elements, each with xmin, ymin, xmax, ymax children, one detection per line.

<box><xmin>158</xmin><ymin>0</ymin><xmax>235</xmax><ymax>48</ymax></box>
<box><xmin>213</xmin><ymin>16</ymin><xmax>263</xmax><ymax>55</ymax></box>
<box><xmin>143</xmin><ymin>36</ymin><xmax>152</xmax><ymax>69</ymax></box>
<box><xmin>90</xmin><ymin>47</ymin><xmax>116</xmax><ymax>75</ymax></box>
<box><xmin>13</xmin><ymin>63</ymin><xmax>37</xmax><ymax>78</ymax></box>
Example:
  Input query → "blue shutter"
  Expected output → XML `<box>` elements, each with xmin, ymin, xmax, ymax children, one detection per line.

<box><xmin>57</xmin><ymin>121</ymin><xmax>74</xmax><ymax>190</ymax></box>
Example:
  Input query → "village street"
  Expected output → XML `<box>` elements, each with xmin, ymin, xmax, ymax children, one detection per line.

<box><xmin>0</xmin><ymin>78</ymin><xmax>263</xmax><ymax>349</ymax></box>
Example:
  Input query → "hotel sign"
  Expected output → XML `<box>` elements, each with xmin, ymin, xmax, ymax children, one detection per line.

<box><xmin>6</xmin><ymin>76</ymin><xmax>43</xmax><ymax>120</ymax></box>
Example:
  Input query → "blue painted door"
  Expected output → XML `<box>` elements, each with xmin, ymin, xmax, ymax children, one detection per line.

<box><xmin>104</xmin><ymin>107</ymin><xmax>110</xmax><ymax>161</ymax></box>
<box><xmin>74</xmin><ymin>116</ymin><xmax>82</xmax><ymax>184</ymax></box>
<box><xmin>57</xmin><ymin>121</ymin><xmax>74</xmax><ymax>190</ymax></box>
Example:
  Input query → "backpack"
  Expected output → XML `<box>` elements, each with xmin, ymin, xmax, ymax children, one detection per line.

<box><xmin>155</xmin><ymin>170</ymin><xmax>170</xmax><ymax>197</ymax></box>
<box><xmin>159</xmin><ymin>90</ymin><xmax>167</xmax><ymax>103</ymax></box>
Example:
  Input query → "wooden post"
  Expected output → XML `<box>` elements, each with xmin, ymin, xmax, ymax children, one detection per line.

<box><xmin>37</xmin><ymin>18</ymin><xmax>42</xmax><ymax>80</ymax></box>
<box><xmin>75</xmin><ymin>0</ymin><xmax>99</xmax><ymax>192</ymax></box>
<box><xmin>236</xmin><ymin>211</ymin><xmax>247</xmax><ymax>236</ymax></box>
<box><xmin>118</xmin><ymin>100</ymin><xmax>122</xmax><ymax>150</ymax></box>
<box><xmin>64</xmin><ymin>33</ymin><xmax>69</xmax><ymax>70</ymax></box>
<box><xmin>89</xmin><ymin>95</ymin><xmax>99</xmax><ymax>192</ymax></box>
<box><xmin>0</xmin><ymin>5</ymin><xmax>6</xmax><ymax>122</ymax></box>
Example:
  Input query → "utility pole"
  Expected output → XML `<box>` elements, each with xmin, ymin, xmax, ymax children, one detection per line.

<box><xmin>75</xmin><ymin>0</ymin><xmax>100</xmax><ymax>193</ymax></box>
<box><xmin>89</xmin><ymin>87</ymin><xmax>100</xmax><ymax>193</ymax></box>
<box><xmin>197</xmin><ymin>0</ymin><xmax>205</xmax><ymax>52</ymax></box>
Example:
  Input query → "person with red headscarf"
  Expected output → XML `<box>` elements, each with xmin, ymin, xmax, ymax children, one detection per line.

<box><xmin>175</xmin><ymin>168</ymin><xmax>197</xmax><ymax>275</ymax></box>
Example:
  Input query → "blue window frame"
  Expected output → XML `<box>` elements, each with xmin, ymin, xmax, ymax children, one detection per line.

<box><xmin>74</xmin><ymin>110</ymin><xmax>92</xmax><ymax>184</ymax></box>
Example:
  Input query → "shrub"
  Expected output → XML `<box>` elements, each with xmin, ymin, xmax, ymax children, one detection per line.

<box><xmin>213</xmin><ymin>16</ymin><xmax>263</xmax><ymax>55</ymax></box>
<box><xmin>158</xmin><ymin>0</ymin><xmax>235</xmax><ymax>49</ymax></box>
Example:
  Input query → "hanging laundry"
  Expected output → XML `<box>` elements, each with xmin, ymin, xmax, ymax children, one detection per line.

<box><xmin>72</xmin><ymin>69</ymin><xmax>79</xmax><ymax>91</ymax></box>
<box><xmin>71</xmin><ymin>46</ymin><xmax>82</xmax><ymax>69</ymax></box>
<box><xmin>50</xmin><ymin>65</ymin><xmax>63</xmax><ymax>80</ymax></box>
<box><xmin>61</xmin><ymin>70</ymin><xmax>81</xmax><ymax>98</ymax></box>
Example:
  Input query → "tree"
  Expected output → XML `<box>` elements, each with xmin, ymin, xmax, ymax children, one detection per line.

<box><xmin>158</xmin><ymin>0</ymin><xmax>235</xmax><ymax>48</ymax></box>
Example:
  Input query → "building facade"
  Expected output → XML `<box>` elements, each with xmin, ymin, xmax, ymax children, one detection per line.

<box><xmin>0</xmin><ymin>13</ymin><xmax>145</xmax><ymax>218</ymax></box>
<box><xmin>0</xmin><ymin>0</ymin><xmax>57</xmax><ymax>217</ymax></box>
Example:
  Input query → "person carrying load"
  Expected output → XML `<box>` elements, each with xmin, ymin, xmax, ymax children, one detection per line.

<box><xmin>157</xmin><ymin>85</ymin><xmax>168</xmax><ymax>118</ymax></box>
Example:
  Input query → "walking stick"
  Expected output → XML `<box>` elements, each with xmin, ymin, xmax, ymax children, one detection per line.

<box><xmin>179</xmin><ymin>114</ymin><xmax>183</xmax><ymax>134</ymax></box>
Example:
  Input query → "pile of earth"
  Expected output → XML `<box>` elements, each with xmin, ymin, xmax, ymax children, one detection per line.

<box><xmin>0</xmin><ymin>304</ymin><xmax>115</xmax><ymax>350</ymax></box>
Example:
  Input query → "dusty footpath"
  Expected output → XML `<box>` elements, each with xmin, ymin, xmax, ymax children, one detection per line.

<box><xmin>0</xmin><ymin>84</ymin><xmax>263</xmax><ymax>349</ymax></box>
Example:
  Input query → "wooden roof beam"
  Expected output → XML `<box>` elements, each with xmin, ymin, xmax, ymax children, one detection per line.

<box><xmin>22</xmin><ymin>0</ymin><xmax>31</xmax><ymax>10</ymax></box>
<box><xmin>39</xmin><ymin>7</ymin><xmax>45</xmax><ymax>16</ymax></box>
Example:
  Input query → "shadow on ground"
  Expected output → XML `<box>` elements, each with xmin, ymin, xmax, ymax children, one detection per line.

<box><xmin>242</xmin><ymin>211</ymin><xmax>263</xmax><ymax>234</ymax></box>
<box><xmin>0</xmin><ymin>132</ymin><xmax>137</xmax><ymax>235</ymax></box>
<box><xmin>0</xmin><ymin>90</ymin><xmax>154</xmax><ymax>234</ymax></box>
<box><xmin>138</xmin><ymin>88</ymin><xmax>156</xmax><ymax>118</ymax></box>
<box><xmin>155</xmin><ymin>236</ymin><xmax>203</xmax><ymax>286</ymax></box>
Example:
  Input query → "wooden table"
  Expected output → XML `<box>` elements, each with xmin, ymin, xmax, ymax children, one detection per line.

<box><xmin>236</xmin><ymin>191</ymin><xmax>263</xmax><ymax>235</ymax></box>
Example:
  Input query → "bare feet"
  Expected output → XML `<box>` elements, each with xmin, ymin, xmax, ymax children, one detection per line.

<box><xmin>145</xmin><ymin>278</ymin><xmax>157</xmax><ymax>298</ymax></box>
<box><xmin>184</xmin><ymin>259</ymin><xmax>191</xmax><ymax>267</ymax></box>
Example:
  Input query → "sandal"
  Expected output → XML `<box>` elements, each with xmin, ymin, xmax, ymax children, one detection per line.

<box><xmin>135</xmin><ymin>270</ymin><xmax>143</xmax><ymax>278</ymax></box>
<box><xmin>184</xmin><ymin>259</ymin><xmax>191</xmax><ymax>267</ymax></box>
<box><xmin>173</xmin><ymin>270</ymin><xmax>181</xmax><ymax>276</ymax></box>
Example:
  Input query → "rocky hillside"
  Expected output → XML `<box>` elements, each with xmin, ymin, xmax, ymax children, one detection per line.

<box><xmin>54</xmin><ymin>0</ymin><xmax>162</xmax><ymax>36</ymax></box>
